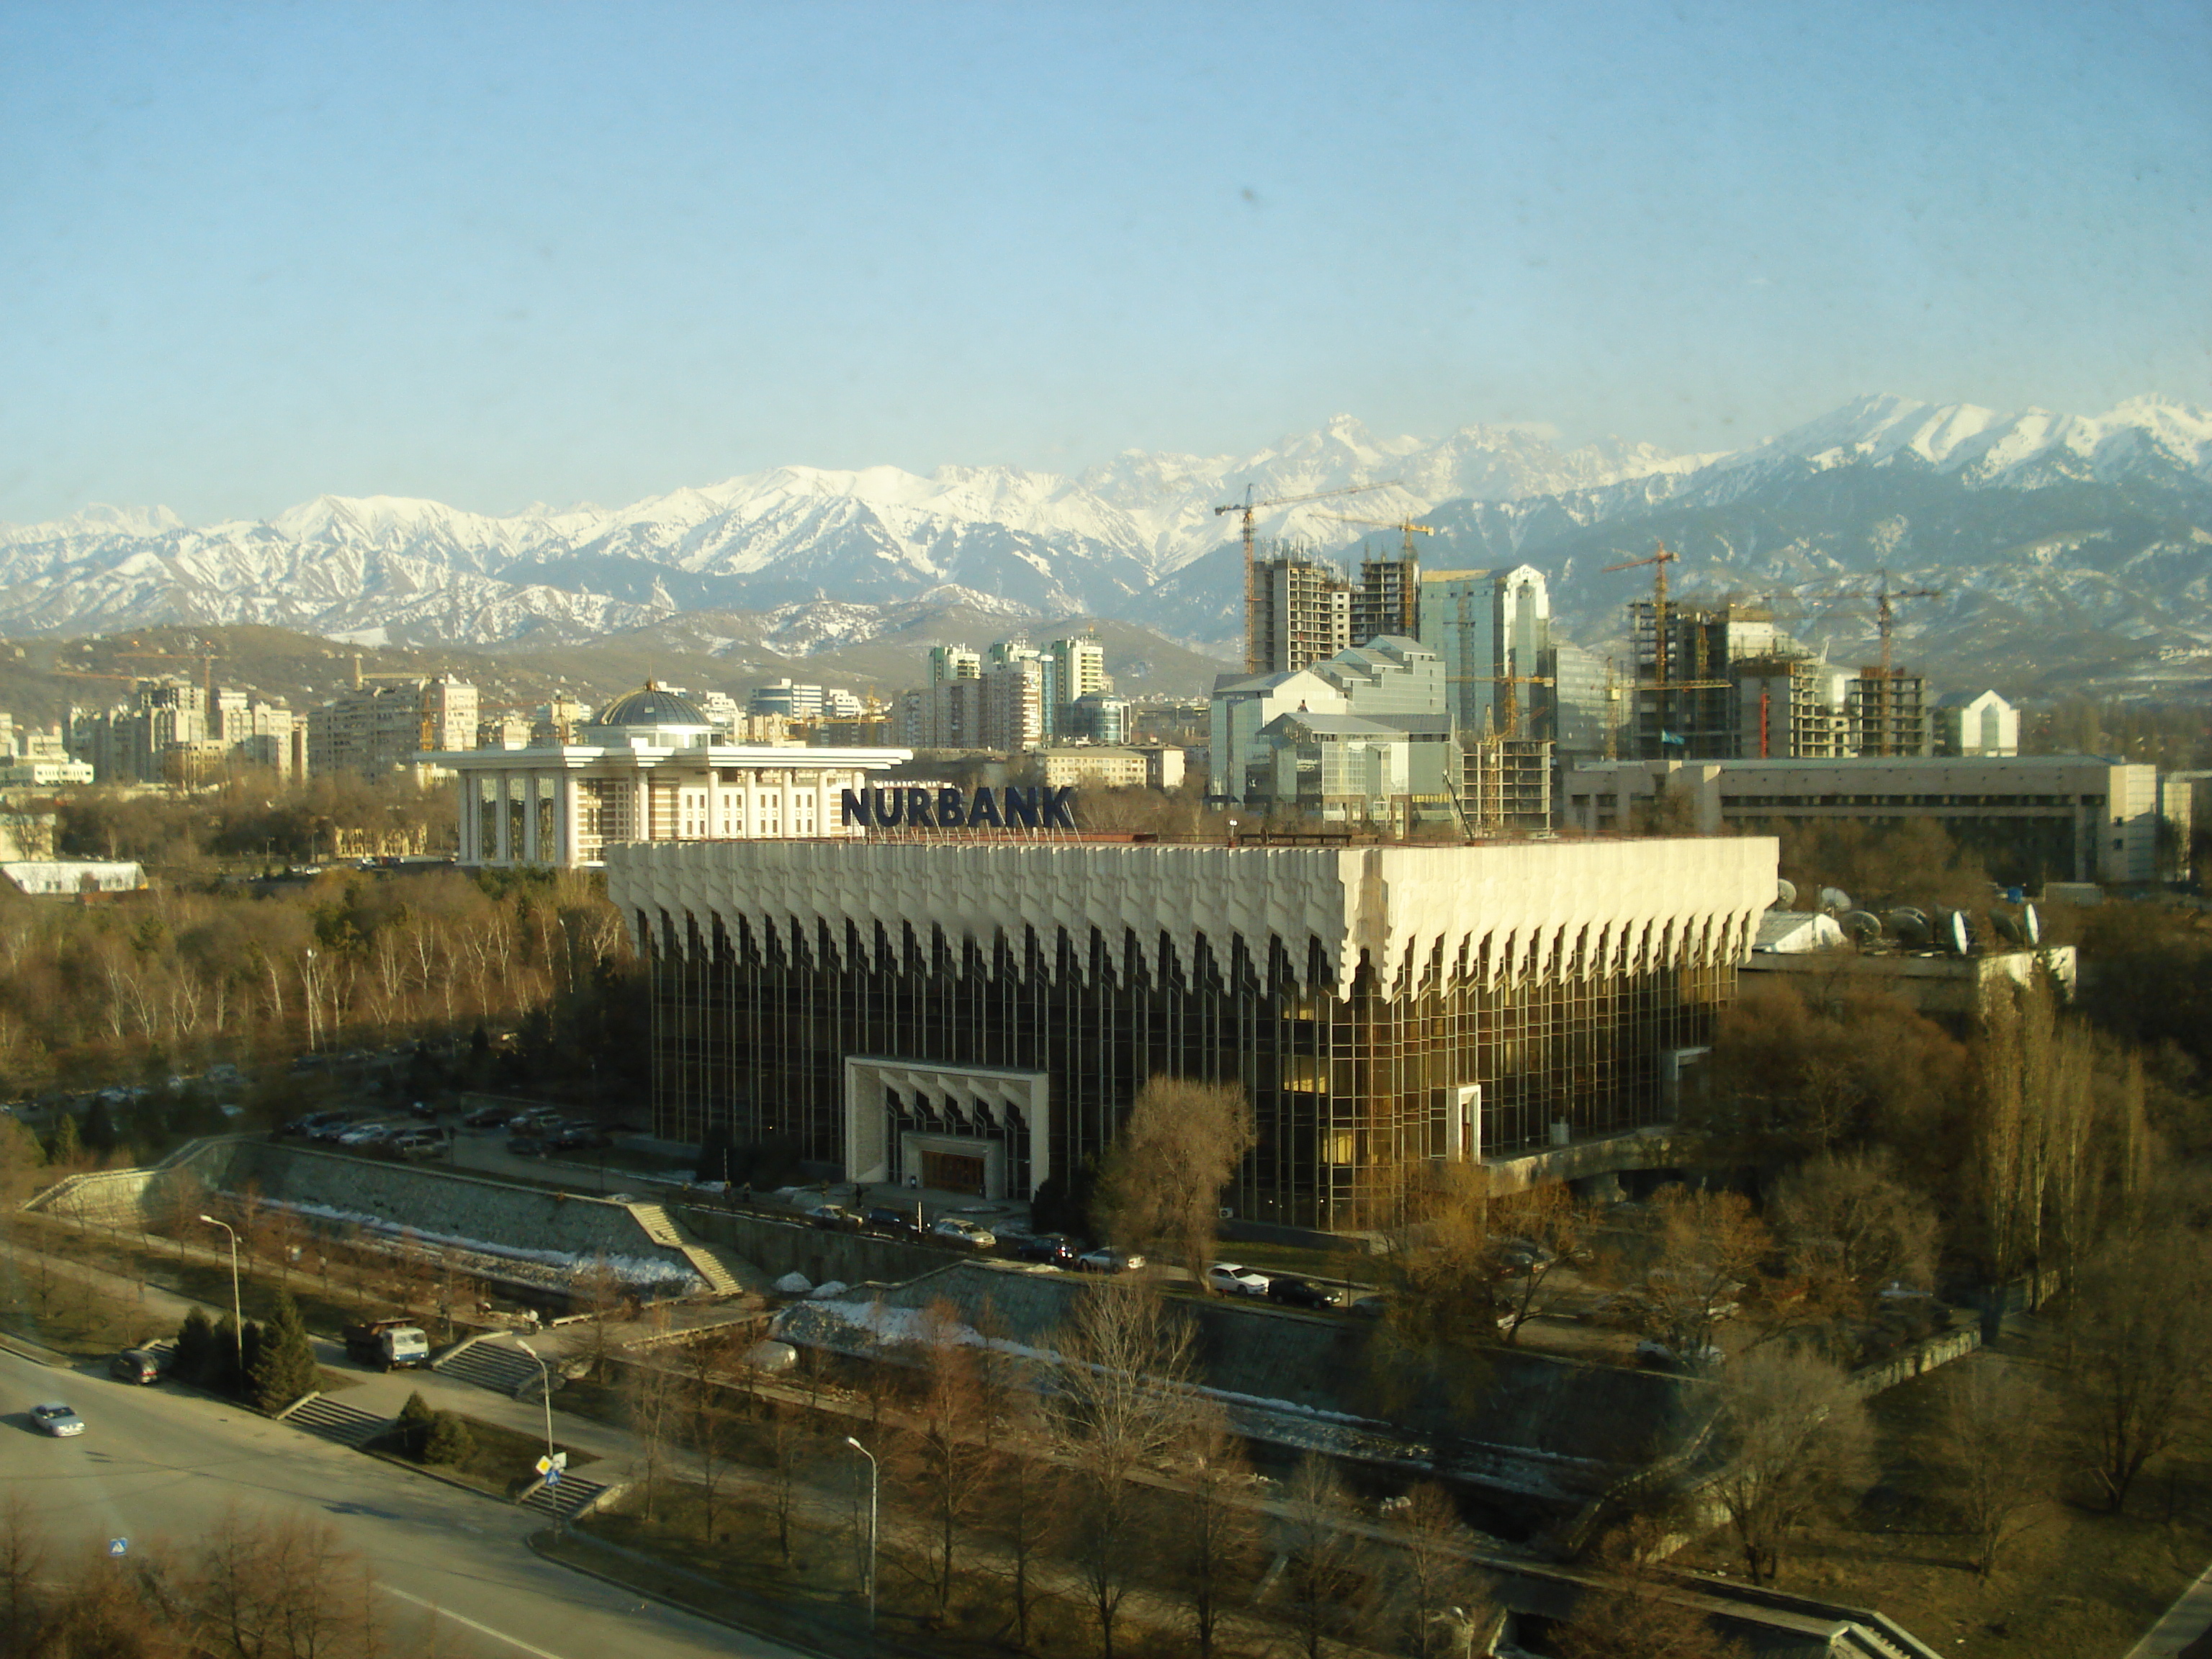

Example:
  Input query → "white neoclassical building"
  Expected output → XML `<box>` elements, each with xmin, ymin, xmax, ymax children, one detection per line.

<box><xmin>426</xmin><ymin>683</ymin><xmax>912</xmax><ymax>870</ymax></box>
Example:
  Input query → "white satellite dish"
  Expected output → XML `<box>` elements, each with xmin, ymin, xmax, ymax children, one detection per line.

<box><xmin>1818</xmin><ymin>886</ymin><xmax>1853</xmax><ymax>914</ymax></box>
<box><xmin>2021</xmin><ymin>903</ymin><xmax>2041</xmax><ymax>947</ymax></box>
<box><xmin>1774</xmin><ymin>878</ymin><xmax>1798</xmax><ymax>911</ymax></box>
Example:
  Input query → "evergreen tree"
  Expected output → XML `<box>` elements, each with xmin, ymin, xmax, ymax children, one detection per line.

<box><xmin>174</xmin><ymin>1305</ymin><xmax>215</xmax><ymax>1386</ymax></box>
<box><xmin>81</xmin><ymin>1095</ymin><xmax>119</xmax><ymax>1157</ymax></box>
<box><xmin>46</xmin><ymin>1112</ymin><xmax>81</xmax><ymax>1168</ymax></box>
<box><xmin>397</xmin><ymin>1390</ymin><xmax>437</xmax><ymax>1458</ymax></box>
<box><xmin>421</xmin><ymin>1411</ymin><xmax>475</xmax><ymax>1467</ymax></box>
<box><xmin>208</xmin><ymin>1314</ymin><xmax>244</xmax><ymax>1398</ymax></box>
<box><xmin>248</xmin><ymin>1292</ymin><xmax>320</xmax><ymax>1411</ymax></box>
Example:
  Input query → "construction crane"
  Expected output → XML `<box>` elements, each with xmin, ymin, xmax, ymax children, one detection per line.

<box><xmin>1215</xmin><ymin>481</ymin><xmax>1398</xmax><ymax>675</ymax></box>
<box><xmin>1601</xmin><ymin>541</ymin><xmax>1732</xmax><ymax>756</ymax></box>
<box><xmin>1311</xmin><ymin>510</ymin><xmax>1435</xmax><ymax>562</ymax></box>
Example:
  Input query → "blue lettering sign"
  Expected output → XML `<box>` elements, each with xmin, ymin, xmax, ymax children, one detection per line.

<box><xmin>1040</xmin><ymin>786</ymin><xmax>1078</xmax><ymax>830</ymax></box>
<box><xmin>905</xmin><ymin>786</ymin><xmax>934</xmax><ymax>827</ymax></box>
<box><xmin>938</xmin><ymin>786</ymin><xmax>966</xmax><ymax>826</ymax></box>
<box><xmin>840</xmin><ymin>788</ymin><xmax>871</xmax><ymax>827</ymax></box>
<box><xmin>966</xmin><ymin>787</ymin><xmax>1003</xmax><ymax>827</ymax></box>
<box><xmin>871</xmin><ymin>787</ymin><xmax>905</xmax><ymax>827</ymax></box>
<box><xmin>1003</xmin><ymin>786</ymin><xmax>1039</xmax><ymax>828</ymax></box>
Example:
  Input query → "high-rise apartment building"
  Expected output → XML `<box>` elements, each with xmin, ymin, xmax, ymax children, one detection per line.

<box><xmin>1352</xmin><ymin>554</ymin><xmax>1420</xmax><ymax>645</ymax></box>
<box><xmin>1252</xmin><ymin>554</ymin><xmax>1352</xmax><ymax>673</ymax></box>
<box><xmin>310</xmin><ymin>675</ymin><xmax>477</xmax><ymax>779</ymax></box>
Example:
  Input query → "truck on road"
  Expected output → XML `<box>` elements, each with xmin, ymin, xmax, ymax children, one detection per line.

<box><xmin>343</xmin><ymin>1318</ymin><xmax>430</xmax><ymax>1371</ymax></box>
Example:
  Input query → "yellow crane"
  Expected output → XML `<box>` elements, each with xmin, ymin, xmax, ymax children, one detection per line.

<box><xmin>1311</xmin><ymin>510</ymin><xmax>1435</xmax><ymax>562</ymax></box>
<box><xmin>1215</xmin><ymin>480</ymin><xmax>1398</xmax><ymax>674</ymax></box>
<box><xmin>1601</xmin><ymin>541</ymin><xmax>1732</xmax><ymax>755</ymax></box>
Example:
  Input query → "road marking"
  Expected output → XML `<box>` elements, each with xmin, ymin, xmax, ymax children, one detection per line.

<box><xmin>381</xmin><ymin>1587</ymin><xmax>571</xmax><ymax>1659</ymax></box>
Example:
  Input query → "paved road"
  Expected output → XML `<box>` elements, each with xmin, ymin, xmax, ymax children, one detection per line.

<box><xmin>0</xmin><ymin>1345</ymin><xmax>811</xmax><ymax>1659</ymax></box>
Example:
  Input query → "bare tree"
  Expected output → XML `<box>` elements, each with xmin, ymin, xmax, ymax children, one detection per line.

<box><xmin>1611</xmin><ymin>1184</ymin><xmax>1771</xmax><ymax>1359</ymax></box>
<box><xmin>1771</xmin><ymin>1149</ymin><xmax>1940</xmax><ymax>1357</ymax></box>
<box><xmin>1554</xmin><ymin>1520</ymin><xmax>1752</xmax><ymax>1659</ymax></box>
<box><xmin>1706</xmin><ymin>1347</ymin><xmax>1874</xmax><ymax>1584</ymax></box>
<box><xmin>0</xmin><ymin>1492</ymin><xmax>48</xmax><ymax>1646</ymax></box>
<box><xmin>1941</xmin><ymin>1362</ymin><xmax>2051</xmax><ymax>1575</ymax></box>
<box><xmin>894</xmin><ymin>1298</ymin><xmax>1000</xmax><ymax>1621</ymax></box>
<box><xmin>622</xmin><ymin>1313</ymin><xmax>683</xmax><ymax>1523</ymax></box>
<box><xmin>1275</xmin><ymin>1453</ymin><xmax>1372</xmax><ymax>1659</ymax></box>
<box><xmin>2064</xmin><ymin>1225</ymin><xmax>2212</xmax><ymax>1511</ymax></box>
<box><xmin>1485</xmin><ymin>1184</ymin><xmax>1593</xmax><ymax>1345</ymax></box>
<box><xmin>1052</xmin><ymin>1276</ymin><xmax>1199</xmax><ymax>1659</ymax></box>
<box><xmin>1383</xmin><ymin>1484</ymin><xmax>1496</xmax><ymax>1659</ymax></box>
<box><xmin>569</xmin><ymin>1255</ymin><xmax>624</xmax><ymax>1378</ymax></box>
<box><xmin>762</xmin><ymin>1401</ymin><xmax>814</xmax><ymax>1570</ymax></box>
<box><xmin>678</xmin><ymin>1326</ymin><xmax>746</xmax><ymax>1542</ymax></box>
<box><xmin>1093</xmin><ymin>1075</ymin><xmax>1254</xmax><ymax>1281</ymax></box>
<box><xmin>1172</xmin><ymin>1393</ymin><xmax>1261</xmax><ymax>1659</ymax></box>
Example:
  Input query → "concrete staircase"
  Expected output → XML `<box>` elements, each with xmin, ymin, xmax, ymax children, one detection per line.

<box><xmin>622</xmin><ymin>1201</ymin><xmax>759</xmax><ymax>1298</ymax></box>
<box><xmin>282</xmin><ymin>1395</ymin><xmax>390</xmax><ymax>1449</ymax></box>
<box><xmin>518</xmin><ymin>1470</ymin><xmax>608</xmax><ymax>1521</ymax></box>
<box><xmin>432</xmin><ymin>1336</ymin><xmax>546</xmax><ymax>1399</ymax></box>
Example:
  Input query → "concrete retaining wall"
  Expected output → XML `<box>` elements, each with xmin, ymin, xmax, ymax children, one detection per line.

<box><xmin>138</xmin><ymin>1141</ymin><xmax>699</xmax><ymax>1290</ymax></box>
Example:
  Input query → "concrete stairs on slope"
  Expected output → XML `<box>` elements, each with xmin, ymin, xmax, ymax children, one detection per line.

<box><xmin>281</xmin><ymin>1394</ymin><xmax>390</xmax><ymax>1449</ymax></box>
<box><xmin>518</xmin><ymin>1470</ymin><xmax>608</xmax><ymax>1521</ymax></box>
<box><xmin>432</xmin><ymin>1336</ymin><xmax>546</xmax><ymax>1399</ymax></box>
<box><xmin>622</xmin><ymin>1201</ymin><xmax>762</xmax><ymax>1298</ymax></box>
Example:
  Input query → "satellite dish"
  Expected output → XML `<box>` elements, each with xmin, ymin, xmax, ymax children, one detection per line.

<box><xmin>1774</xmin><ymin>878</ymin><xmax>1798</xmax><ymax>911</ymax></box>
<box><xmin>1990</xmin><ymin>912</ymin><xmax>2023</xmax><ymax>945</ymax></box>
<box><xmin>1886</xmin><ymin>908</ymin><xmax>1932</xmax><ymax>947</ymax></box>
<box><xmin>1939</xmin><ymin>910</ymin><xmax>1971</xmax><ymax>955</ymax></box>
<box><xmin>2020</xmin><ymin>903</ymin><xmax>2041</xmax><ymax>947</ymax></box>
<box><xmin>1842</xmin><ymin>910</ymin><xmax>1884</xmax><ymax>944</ymax></box>
<box><xmin>1818</xmin><ymin>886</ymin><xmax>1853</xmax><ymax>915</ymax></box>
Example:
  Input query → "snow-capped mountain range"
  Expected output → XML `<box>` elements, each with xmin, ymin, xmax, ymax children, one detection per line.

<box><xmin>6</xmin><ymin>394</ymin><xmax>2211</xmax><ymax>696</ymax></box>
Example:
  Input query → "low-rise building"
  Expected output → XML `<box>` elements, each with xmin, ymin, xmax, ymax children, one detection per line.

<box><xmin>426</xmin><ymin>683</ymin><xmax>911</xmax><ymax>869</ymax></box>
<box><xmin>1562</xmin><ymin>755</ymin><xmax>2190</xmax><ymax>886</ymax></box>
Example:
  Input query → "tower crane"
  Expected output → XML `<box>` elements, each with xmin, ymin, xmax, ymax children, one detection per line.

<box><xmin>1215</xmin><ymin>480</ymin><xmax>1398</xmax><ymax>675</ymax></box>
<box><xmin>1601</xmin><ymin>541</ymin><xmax>1733</xmax><ymax>756</ymax></box>
<box><xmin>1311</xmin><ymin>510</ymin><xmax>1435</xmax><ymax>562</ymax></box>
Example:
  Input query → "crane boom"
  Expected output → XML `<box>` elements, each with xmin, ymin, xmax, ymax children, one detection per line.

<box><xmin>1216</xmin><ymin>480</ymin><xmax>1398</xmax><ymax>674</ymax></box>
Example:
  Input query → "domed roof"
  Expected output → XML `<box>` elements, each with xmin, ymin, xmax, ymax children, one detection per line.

<box><xmin>588</xmin><ymin>683</ymin><xmax>711</xmax><ymax>733</ymax></box>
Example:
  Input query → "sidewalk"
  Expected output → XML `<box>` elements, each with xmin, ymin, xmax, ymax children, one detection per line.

<box><xmin>2126</xmin><ymin>1561</ymin><xmax>2212</xmax><ymax>1659</ymax></box>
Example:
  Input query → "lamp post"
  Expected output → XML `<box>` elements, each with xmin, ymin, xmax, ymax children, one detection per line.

<box><xmin>1226</xmin><ymin>815</ymin><xmax>1238</xmax><ymax>848</ymax></box>
<box><xmin>515</xmin><ymin>1339</ymin><xmax>555</xmax><ymax>1465</ymax></box>
<box><xmin>844</xmin><ymin>1437</ymin><xmax>877</xmax><ymax>1629</ymax></box>
<box><xmin>199</xmin><ymin>1214</ymin><xmax>243</xmax><ymax>1374</ymax></box>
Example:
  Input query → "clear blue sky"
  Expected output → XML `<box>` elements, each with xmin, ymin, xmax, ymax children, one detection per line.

<box><xmin>2</xmin><ymin>0</ymin><xmax>2205</xmax><ymax>525</ymax></box>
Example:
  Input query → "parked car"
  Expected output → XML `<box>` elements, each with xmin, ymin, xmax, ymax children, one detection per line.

<box><xmin>1205</xmin><ymin>1263</ymin><xmax>1271</xmax><ymax>1296</ymax></box>
<box><xmin>930</xmin><ymin>1218</ymin><xmax>997</xmax><ymax>1250</ymax></box>
<box><xmin>337</xmin><ymin>1123</ymin><xmax>392</xmax><ymax>1146</ymax></box>
<box><xmin>109</xmin><ymin>1349</ymin><xmax>164</xmax><ymax>1385</ymax></box>
<box><xmin>863</xmin><ymin>1205</ymin><xmax>923</xmax><ymax>1240</ymax></box>
<box><xmin>550</xmin><ymin>1125</ymin><xmax>612</xmax><ymax>1151</ymax></box>
<box><xmin>805</xmin><ymin>1203</ymin><xmax>860</xmax><ymax>1231</ymax></box>
<box><xmin>1076</xmin><ymin>1246</ymin><xmax>1145</xmax><ymax>1274</ymax></box>
<box><xmin>505</xmin><ymin>1134</ymin><xmax>547</xmax><ymax>1157</ymax></box>
<box><xmin>1348</xmin><ymin>1292</ymin><xmax>1391</xmax><ymax>1318</ymax></box>
<box><xmin>1013</xmin><ymin>1233</ymin><xmax>1079</xmax><ymax>1267</ymax></box>
<box><xmin>1265</xmin><ymin>1275</ymin><xmax>1334</xmax><ymax>1310</ymax></box>
<box><xmin>461</xmin><ymin>1105</ymin><xmax>510</xmax><ymax>1129</ymax></box>
<box><xmin>30</xmin><ymin>1402</ymin><xmax>84</xmax><ymax>1437</ymax></box>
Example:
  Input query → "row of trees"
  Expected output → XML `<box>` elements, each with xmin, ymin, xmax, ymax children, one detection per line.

<box><xmin>0</xmin><ymin>1497</ymin><xmax>433</xmax><ymax>1659</ymax></box>
<box><xmin>0</xmin><ymin>864</ymin><xmax>640</xmax><ymax>1107</ymax></box>
<box><xmin>615</xmin><ymin>1280</ymin><xmax>1760</xmax><ymax>1659</ymax></box>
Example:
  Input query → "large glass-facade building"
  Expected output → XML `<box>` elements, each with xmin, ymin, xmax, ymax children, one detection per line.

<box><xmin>610</xmin><ymin>837</ymin><xmax>1773</xmax><ymax>1232</ymax></box>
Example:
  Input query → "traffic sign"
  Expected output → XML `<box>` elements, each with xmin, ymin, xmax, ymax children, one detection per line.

<box><xmin>550</xmin><ymin>1451</ymin><xmax>567</xmax><ymax>1471</ymax></box>
<box><xmin>108</xmin><ymin>1539</ymin><xmax>127</xmax><ymax>1557</ymax></box>
<box><xmin>543</xmin><ymin>1467</ymin><xmax>562</xmax><ymax>1488</ymax></box>
<box><xmin>534</xmin><ymin>1455</ymin><xmax>552</xmax><ymax>1475</ymax></box>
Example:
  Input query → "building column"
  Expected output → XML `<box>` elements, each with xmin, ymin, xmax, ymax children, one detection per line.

<box><xmin>633</xmin><ymin>772</ymin><xmax>649</xmax><ymax>845</ymax></box>
<box><xmin>457</xmin><ymin>778</ymin><xmax>475</xmax><ymax>866</ymax></box>
<box><xmin>522</xmin><ymin>774</ymin><xmax>541</xmax><ymax>864</ymax></box>
<box><xmin>555</xmin><ymin>772</ymin><xmax>577</xmax><ymax>867</ymax></box>
<box><xmin>495</xmin><ymin>773</ymin><xmax>512</xmax><ymax>864</ymax></box>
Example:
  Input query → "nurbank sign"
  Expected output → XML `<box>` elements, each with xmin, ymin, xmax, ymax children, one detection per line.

<box><xmin>839</xmin><ymin>785</ymin><xmax>1079</xmax><ymax>830</ymax></box>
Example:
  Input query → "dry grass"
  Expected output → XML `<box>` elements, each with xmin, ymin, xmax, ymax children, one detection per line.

<box><xmin>1671</xmin><ymin>1328</ymin><xmax>2212</xmax><ymax>1658</ymax></box>
<box><xmin>364</xmin><ymin>1408</ymin><xmax>598</xmax><ymax>1501</ymax></box>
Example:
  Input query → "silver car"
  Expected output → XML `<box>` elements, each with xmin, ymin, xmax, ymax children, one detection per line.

<box><xmin>30</xmin><ymin>1402</ymin><xmax>84</xmax><ymax>1437</ymax></box>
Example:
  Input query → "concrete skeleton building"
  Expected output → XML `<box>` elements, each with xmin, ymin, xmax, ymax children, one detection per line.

<box><xmin>611</xmin><ymin>835</ymin><xmax>1773</xmax><ymax>1231</ymax></box>
<box><xmin>426</xmin><ymin>683</ymin><xmax>912</xmax><ymax>871</ymax></box>
<box><xmin>1562</xmin><ymin>755</ymin><xmax>2190</xmax><ymax>885</ymax></box>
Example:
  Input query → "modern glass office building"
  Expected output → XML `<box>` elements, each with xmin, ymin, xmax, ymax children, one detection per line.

<box><xmin>609</xmin><ymin>836</ymin><xmax>1773</xmax><ymax>1231</ymax></box>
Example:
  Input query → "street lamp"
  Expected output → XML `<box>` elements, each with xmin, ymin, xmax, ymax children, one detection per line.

<box><xmin>1226</xmin><ymin>815</ymin><xmax>1238</xmax><ymax>848</ymax></box>
<box><xmin>515</xmin><ymin>1339</ymin><xmax>556</xmax><ymax>1466</ymax></box>
<box><xmin>844</xmin><ymin>1437</ymin><xmax>877</xmax><ymax>1629</ymax></box>
<box><xmin>199</xmin><ymin>1215</ymin><xmax>243</xmax><ymax>1372</ymax></box>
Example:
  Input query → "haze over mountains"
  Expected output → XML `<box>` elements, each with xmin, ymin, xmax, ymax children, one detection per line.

<box><xmin>6</xmin><ymin>393</ymin><xmax>2211</xmax><ymax>701</ymax></box>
